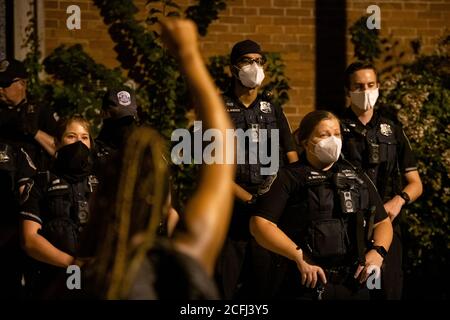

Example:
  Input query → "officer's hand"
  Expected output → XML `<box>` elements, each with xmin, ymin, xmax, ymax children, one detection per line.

<box><xmin>383</xmin><ymin>195</ymin><xmax>405</xmax><ymax>221</ymax></box>
<box><xmin>295</xmin><ymin>251</ymin><xmax>327</xmax><ymax>289</ymax></box>
<box><xmin>354</xmin><ymin>250</ymin><xmax>383</xmax><ymax>284</ymax></box>
<box><xmin>19</xmin><ymin>103</ymin><xmax>39</xmax><ymax>138</ymax></box>
<box><xmin>159</xmin><ymin>18</ymin><xmax>199</xmax><ymax>61</ymax></box>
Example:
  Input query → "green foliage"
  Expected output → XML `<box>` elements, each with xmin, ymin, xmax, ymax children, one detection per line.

<box><xmin>350</xmin><ymin>18</ymin><xmax>450</xmax><ymax>298</ymax></box>
<box><xmin>349</xmin><ymin>16</ymin><xmax>381</xmax><ymax>63</ymax></box>
<box><xmin>42</xmin><ymin>44</ymin><xmax>126</xmax><ymax>134</ymax></box>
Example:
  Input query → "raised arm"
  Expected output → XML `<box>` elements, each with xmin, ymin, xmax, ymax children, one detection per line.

<box><xmin>159</xmin><ymin>18</ymin><xmax>235</xmax><ymax>276</ymax></box>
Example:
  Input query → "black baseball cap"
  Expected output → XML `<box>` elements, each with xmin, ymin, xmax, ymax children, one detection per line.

<box><xmin>230</xmin><ymin>40</ymin><xmax>262</xmax><ymax>65</ymax></box>
<box><xmin>102</xmin><ymin>86</ymin><xmax>138</xmax><ymax>119</ymax></box>
<box><xmin>0</xmin><ymin>59</ymin><xmax>28</xmax><ymax>87</ymax></box>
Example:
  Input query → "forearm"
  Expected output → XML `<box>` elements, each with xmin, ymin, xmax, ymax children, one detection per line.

<box><xmin>34</xmin><ymin>130</ymin><xmax>56</xmax><ymax>156</ymax></box>
<box><xmin>286</xmin><ymin>151</ymin><xmax>299</xmax><ymax>163</ymax></box>
<box><xmin>23</xmin><ymin>233</ymin><xmax>73</xmax><ymax>268</ymax></box>
<box><xmin>372</xmin><ymin>217</ymin><xmax>393</xmax><ymax>252</ymax></box>
<box><xmin>234</xmin><ymin>182</ymin><xmax>252</xmax><ymax>202</ymax></box>
<box><xmin>250</xmin><ymin>216</ymin><xmax>301</xmax><ymax>263</ymax></box>
<box><xmin>402</xmin><ymin>180</ymin><xmax>422</xmax><ymax>203</ymax></box>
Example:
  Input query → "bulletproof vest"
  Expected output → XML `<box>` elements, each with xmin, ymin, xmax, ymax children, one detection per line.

<box><xmin>39</xmin><ymin>173</ymin><xmax>98</xmax><ymax>256</ymax></box>
<box><xmin>341</xmin><ymin>115</ymin><xmax>400</xmax><ymax>199</ymax></box>
<box><xmin>284</xmin><ymin>161</ymin><xmax>371</xmax><ymax>266</ymax></box>
<box><xmin>224</xmin><ymin>94</ymin><xmax>282</xmax><ymax>186</ymax></box>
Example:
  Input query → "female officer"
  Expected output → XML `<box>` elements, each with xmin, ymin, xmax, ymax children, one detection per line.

<box><xmin>250</xmin><ymin>110</ymin><xmax>393</xmax><ymax>300</ymax></box>
<box><xmin>19</xmin><ymin>115</ymin><xmax>97</xmax><ymax>298</ymax></box>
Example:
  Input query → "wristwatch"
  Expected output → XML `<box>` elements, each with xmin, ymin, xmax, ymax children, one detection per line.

<box><xmin>372</xmin><ymin>245</ymin><xmax>388</xmax><ymax>259</ymax></box>
<box><xmin>398</xmin><ymin>191</ymin><xmax>411</xmax><ymax>205</ymax></box>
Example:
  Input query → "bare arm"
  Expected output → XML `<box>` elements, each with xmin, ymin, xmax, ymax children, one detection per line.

<box><xmin>34</xmin><ymin>130</ymin><xmax>56</xmax><ymax>157</ymax></box>
<box><xmin>21</xmin><ymin>220</ymin><xmax>74</xmax><ymax>268</ymax></box>
<box><xmin>160</xmin><ymin>19</ymin><xmax>235</xmax><ymax>276</ymax></box>
<box><xmin>355</xmin><ymin>217</ymin><xmax>393</xmax><ymax>282</ymax></box>
<box><xmin>234</xmin><ymin>182</ymin><xmax>252</xmax><ymax>202</ymax></box>
<box><xmin>384</xmin><ymin>170</ymin><xmax>423</xmax><ymax>221</ymax></box>
<box><xmin>250</xmin><ymin>216</ymin><xmax>326</xmax><ymax>288</ymax></box>
<box><xmin>286</xmin><ymin>151</ymin><xmax>299</xmax><ymax>163</ymax></box>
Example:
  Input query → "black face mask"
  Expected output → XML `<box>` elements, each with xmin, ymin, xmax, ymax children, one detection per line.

<box><xmin>54</xmin><ymin>141</ymin><xmax>92</xmax><ymax>181</ymax></box>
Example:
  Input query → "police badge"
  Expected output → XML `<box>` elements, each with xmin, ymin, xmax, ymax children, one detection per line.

<box><xmin>260</xmin><ymin>101</ymin><xmax>271</xmax><ymax>113</ymax></box>
<box><xmin>380</xmin><ymin>123</ymin><xmax>392</xmax><ymax>136</ymax></box>
<box><xmin>117</xmin><ymin>91</ymin><xmax>131</xmax><ymax>106</ymax></box>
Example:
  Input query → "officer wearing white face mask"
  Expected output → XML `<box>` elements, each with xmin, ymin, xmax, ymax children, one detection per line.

<box><xmin>215</xmin><ymin>39</ymin><xmax>298</xmax><ymax>299</ymax></box>
<box><xmin>250</xmin><ymin>110</ymin><xmax>393</xmax><ymax>300</ymax></box>
<box><xmin>340</xmin><ymin>62</ymin><xmax>423</xmax><ymax>300</ymax></box>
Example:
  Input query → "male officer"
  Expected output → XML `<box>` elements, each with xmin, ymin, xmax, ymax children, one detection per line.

<box><xmin>94</xmin><ymin>86</ymin><xmax>138</xmax><ymax>167</ymax></box>
<box><xmin>340</xmin><ymin>61</ymin><xmax>423</xmax><ymax>299</ymax></box>
<box><xmin>215</xmin><ymin>40</ymin><xmax>298</xmax><ymax>299</ymax></box>
<box><xmin>0</xmin><ymin>58</ymin><xmax>57</xmax><ymax>298</ymax></box>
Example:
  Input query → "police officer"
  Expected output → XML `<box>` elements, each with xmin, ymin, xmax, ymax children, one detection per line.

<box><xmin>340</xmin><ymin>62</ymin><xmax>423</xmax><ymax>299</ymax></box>
<box><xmin>0</xmin><ymin>58</ymin><xmax>58</xmax><ymax>166</ymax></box>
<box><xmin>94</xmin><ymin>86</ymin><xmax>138</xmax><ymax>168</ymax></box>
<box><xmin>19</xmin><ymin>115</ymin><xmax>98</xmax><ymax>298</ymax></box>
<box><xmin>250</xmin><ymin>110</ymin><xmax>393</xmax><ymax>300</ymax></box>
<box><xmin>215</xmin><ymin>40</ymin><xmax>298</xmax><ymax>299</ymax></box>
<box><xmin>0</xmin><ymin>58</ymin><xmax>57</xmax><ymax>298</ymax></box>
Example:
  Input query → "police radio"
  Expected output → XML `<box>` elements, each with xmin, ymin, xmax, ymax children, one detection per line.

<box><xmin>367</xmin><ymin>138</ymin><xmax>380</xmax><ymax>164</ymax></box>
<box><xmin>333</xmin><ymin>172</ymin><xmax>357</xmax><ymax>214</ymax></box>
<box><xmin>340</xmin><ymin>190</ymin><xmax>355</xmax><ymax>214</ymax></box>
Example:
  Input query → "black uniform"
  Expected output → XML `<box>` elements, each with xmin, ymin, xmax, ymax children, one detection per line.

<box><xmin>215</xmin><ymin>91</ymin><xmax>296</xmax><ymax>299</ymax></box>
<box><xmin>19</xmin><ymin>170</ymin><xmax>98</xmax><ymax>298</ymax></box>
<box><xmin>0</xmin><ymin>100</ymin><xmax>57</xmax><ymax>171</ymax></box>
<box><xmin>0</xmin><ymin>144</ymin><xmax>37</xmax><ymax>299</ymax></box>
<box><xmin>0</xmin><ymin>100</ymin><xmax>57</xmax><ymax>298</ymax></box>
<box><xmin>253</xmin><ymin>154</ymin><xmax>388</xmax><ymax>299</ymax></box>
<box><xmin>340</xmin><ymin>108</ymin><xmax>418</xmax><ymax>299</ymax></box>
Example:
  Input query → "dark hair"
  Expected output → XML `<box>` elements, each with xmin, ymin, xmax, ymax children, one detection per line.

<box><xmin>344</xmin><ymin>61</ymin><xmax>378</xmax><ymax>90</ymax></box>
<box><xmin>296</xmin><ymin>110</ymin><xmax>340</xmax><ymax>147</ymax></box>
<box><xmin>56</xmin><ymin>114</ymin><xmax>92</xmax><ymax>143</ymax></box>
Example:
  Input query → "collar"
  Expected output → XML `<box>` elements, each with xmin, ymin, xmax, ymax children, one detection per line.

<box><xmin>343</xmin><ymin>108</ymin><xmax>381</xmax><ymax>129</ymax></box>
<box><xmin>224</xmin><ymin>89</ymin><xmax>262</xmax><ymax>110</ymax></box>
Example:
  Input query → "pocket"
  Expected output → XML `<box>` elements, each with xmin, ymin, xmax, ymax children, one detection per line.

<box><xmin>47</xmin><ymin>187</ymin><xmax>71</xmax><ymax>219</ymax></box>
<box><xmin>377</xmin><ymin>135</ymin><xmax>397</xmax><ymax>164</ymax></box>
<box><xmin>41</xmin><ymin>218</ymin><xmax>79</xmax><ymax>255</ymax></box>
<box><xmin>260</xmin><ymin>114</ymin><xmax>277</xmax><ymax>130</ymax></box>
<box><xmin>308</xmin><ymin>219</ymin><xmax>348</xmax><ymax>258</ymax></box>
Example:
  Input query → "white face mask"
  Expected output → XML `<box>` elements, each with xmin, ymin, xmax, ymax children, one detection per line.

<box><xmin>350</xmin><ymin>88</ymin><xmax>379</xmax><ymax>111</ymax></box>
<box><xmin>312</xmin><ymin>135</ymin><xmax>342</xmax><ymax>165</ymax></box>
<box><xmin>238</xmin><ymin>63</ymin><xmax>265</xmax><ymax>88</ymax></box>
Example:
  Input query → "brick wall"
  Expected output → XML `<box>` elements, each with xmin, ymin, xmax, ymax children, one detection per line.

<box><xmin>41</xmin><ymin>0</ymin><xmax>450</xmax><ymax>128</ymax></box>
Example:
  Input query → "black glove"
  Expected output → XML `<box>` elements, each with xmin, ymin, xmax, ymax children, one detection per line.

<box><xmin>19</xmin><ymin>103</ymin><xmax>40</xmax><ymax>138</ymax></box>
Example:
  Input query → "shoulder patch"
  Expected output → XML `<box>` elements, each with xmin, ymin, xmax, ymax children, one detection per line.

<box><xmin>21</xmin><ymin>148</ymin><xmax>37</xmax><ymax>171</ymax></box>
<box><xmin>258</xmin><ymin>174</ymin><xmax>277</xmax><ymax>195</ymax></box>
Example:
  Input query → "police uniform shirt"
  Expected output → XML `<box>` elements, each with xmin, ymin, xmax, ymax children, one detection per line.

<box><xmin>340</xmin><ymin>108</ymin><xmax>418</xmax><ymax>199</ymax></box>
<box><xmin>19</xmin><ymin>172</ymin><xmax>96</xmax><ymax>256</ymax></box>
<box><xmin>253</xmin><ymin>156</ymin><xmax>388</xmax><ymax>243</ymax></box>
<box><xmin>0</xmin><ymin>146</ymin><xmax>36</xmax><ymax>240</ymax></box>
<box><xmin>223</xmin><ymin>91</ymin><xmax>296</xmax><ymax>186</ymax></box>
<box><xmin>0</xmin><ymin>100</ymin><xmax>57</xmax><ymax>171</ymax></box>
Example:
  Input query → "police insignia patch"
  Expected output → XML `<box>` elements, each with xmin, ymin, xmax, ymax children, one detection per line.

<box><xmin>260</xmin><ymin>101</ymin><xmax>271</xmax><ymax>113</ymax></box>
<box><xmin>117</xmin><ymin>91</ymin><xmax>131</xmax><ymax>106</ymax></box>
<box><xmin>380</xmin><ymin>123</ymin><xmax>392</xmax><ymax>136</ymax></box>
